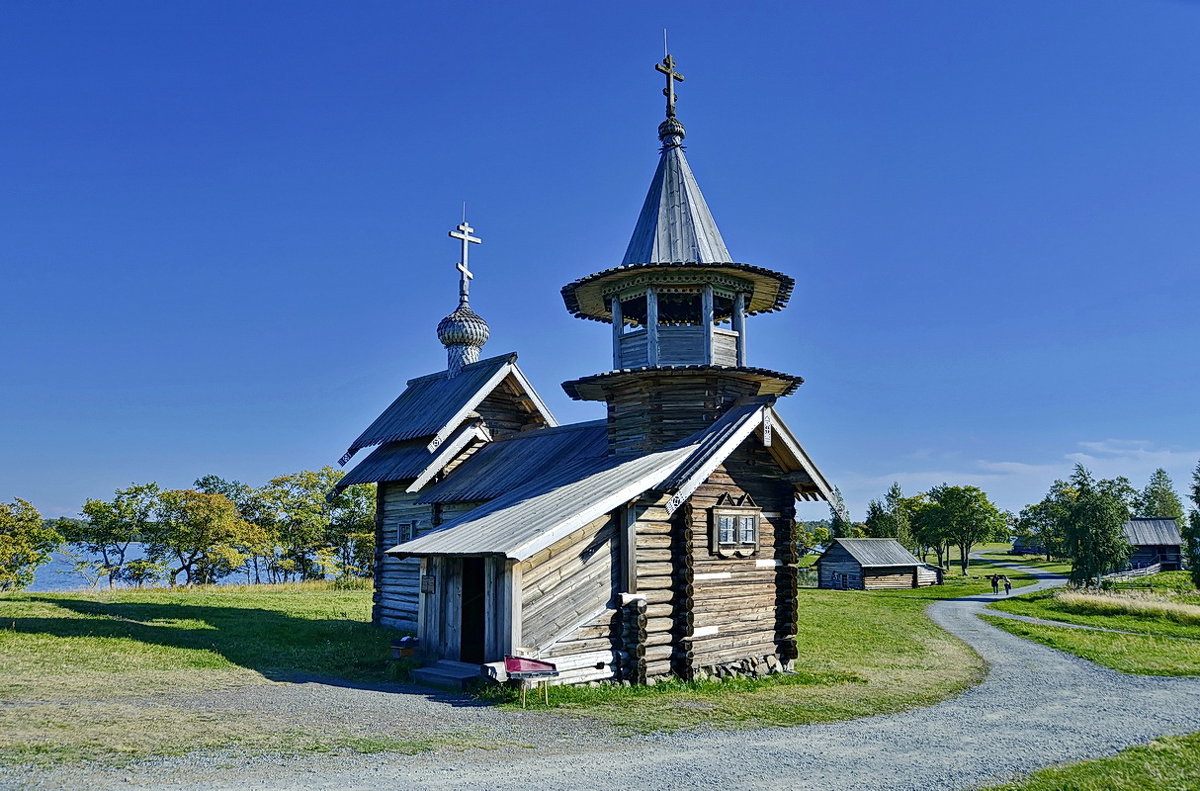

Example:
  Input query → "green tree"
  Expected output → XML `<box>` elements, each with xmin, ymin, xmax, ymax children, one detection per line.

<box><xmin>1184</xmin><ymin>460</ymin><xmax>1200</xmax><ymax>589</ymax></box>
<box><xmin>195</xmin><ymin>474</ymin><xmax>275</xmax><ymax>583</ymax></box>
<box><xmin>0</xmin><ymin>499</ymin><xmax>60</xmax><ymax>591</ymax></box>
<box><xmin>1136</xmin><ymin>468</ymin><xmax>1184</xmax><ymax>521</ymax></box>
<box><xmin>794</xmin><ymin>521</ymin><xmax>831</xmax><ymax>558</ymax></box>
<box><xmin>258</xmin><ymin>467</ymin><xmax>374</xmax><ymax>581</ymax></box>
<box><xmin>924</xmin><ymin>484</ymin><xmax>1006</xmax><ymax>575</ymax></box>
<box><xmin>1016</xmin><ymin>483</ymin><xmax>1069</xmax><ymax>562</ymax></box>
<box><xmin>902</xmin><ymin>494</ymin><xmax>950</xmax><ymax>568</ymax></box>
<box><xmin>59</xmin><ymin>482</ymin><xmax>160</xmax><ymax>588</ymax></box>
<box><xmin>885</xmin><ymin>482</ymin><xmax>913</xmax><ymax>549</ymax></box>
<box><xmin>149</xmin><ymin>490</ymin><xmax>269</xmax><ymax>586</ymax></box>
<box><xmin>863</xmin><ymin>499</ymin><xmax>888</xmax><ymax>538</ymax></box>
<box><xmin>828</xmin><ymin>487</ymin><xmax>851</xmax><ymax>539</ymax></box>
<box><xmin>325</xmin><ymin>478</ymin><xmax>376</xmax><ymax>579</ymax></box>
<box><xmin>1063</xmin><ymin>465</ymin><xmax>1132</xmax><ymax>587</ymax></box>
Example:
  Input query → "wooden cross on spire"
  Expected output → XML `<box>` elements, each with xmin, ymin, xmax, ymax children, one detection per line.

<box><xmin>655</xmin><ymin>54</ymin><xmax>685</xmax><ymax>119</ymax></box>
<box><xmin>448</xmin><ymin>220</ymin><xmax>482</xmax><ymax>305</ymax></box>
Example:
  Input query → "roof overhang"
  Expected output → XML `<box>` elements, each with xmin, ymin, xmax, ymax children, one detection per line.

<box><xmin>562</xmin><ymin>365</ymin><xmax>803</xmax><ymax>402</ymax></box>
<box><xmin>561</xmin><ymin>262</ymin><xmax>795</xmax><ymax>323</ymax></box>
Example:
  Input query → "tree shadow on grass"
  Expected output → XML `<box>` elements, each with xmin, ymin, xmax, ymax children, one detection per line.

<box><xmin>7</xmin><ymin>596</ymin><xmax>494</xmax><ymax>706</ymax></box>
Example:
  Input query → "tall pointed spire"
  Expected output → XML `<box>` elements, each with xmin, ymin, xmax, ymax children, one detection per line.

<box><xmin>437</xmin><ymin>219</ymin><xmax>490</xmax><ymax>376</ymax></box>
<box><xmin>622</xmin><ymin>53</ymin><xmax>732</xmax><ymax>266</ymax></box>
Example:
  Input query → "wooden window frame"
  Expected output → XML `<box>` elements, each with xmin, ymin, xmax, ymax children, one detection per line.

<box><xmin>710</xmin><ymin>503</ymin><xmax>760</xmax><ymax>558</ymax></box>
<box><xmin>396</xmin><ymin>521</ymin><xmax>417</xmax><ymax>546</ymax></box>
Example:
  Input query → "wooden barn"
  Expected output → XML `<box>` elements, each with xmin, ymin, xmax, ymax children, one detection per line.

<box><xmin>816</xmin><ymin>538</ymin><xmax>940</xmax><ymax>590</ymax></box>
<box><xmin>333</xmin><ymin>55</ymin><xmax>835</xmax><ymax>687</ymax></box>
<box><xmin>1122</xmin><ymin>518</ymin><xmax>1183</xmax><ymax>571</ymax></box>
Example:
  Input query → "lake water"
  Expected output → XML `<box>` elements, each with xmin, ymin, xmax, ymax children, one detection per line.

<box><xmin>27</xmin><ymin>545</ymin><xmax>264</xmax><ymax>592</ymax></box>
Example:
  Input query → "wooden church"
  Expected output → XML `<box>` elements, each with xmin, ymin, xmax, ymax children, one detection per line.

<box><xmin>334</xmin><ymin>55</ymin><xmax>834</xmax><ymax>686</ymax></box>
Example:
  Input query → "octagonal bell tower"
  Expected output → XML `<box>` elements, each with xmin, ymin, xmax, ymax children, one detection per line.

<box><xmin>562</xmin><ymin>55</ymin><xmax>803</xmax><ymax>455</ymax></box>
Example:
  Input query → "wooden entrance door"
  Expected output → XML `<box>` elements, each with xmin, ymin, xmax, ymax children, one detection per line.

<box><xmin>459</xmin><ymin>557</ymin><xmax>486</xmax><ymax>664</ymax></box>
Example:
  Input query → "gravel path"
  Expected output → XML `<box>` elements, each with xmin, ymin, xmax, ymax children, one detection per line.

<box><xmin>9</xmin><ymin>563</ymin><xmax>1200</xmax><ymax>791</ymax></box>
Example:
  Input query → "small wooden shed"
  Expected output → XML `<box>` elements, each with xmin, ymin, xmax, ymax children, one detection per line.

<box><xmin>1122</xmin><ymin>518</ymin><xmax>1183</xmax><ymax>571</ymax></box>
<box><xmin>816</xmin><ymin>538</ymin><xmax>939</xmax><ymax>590</ymax></box>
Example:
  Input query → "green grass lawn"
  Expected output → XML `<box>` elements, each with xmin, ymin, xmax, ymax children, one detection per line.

<box><xmin>977</xmin><ymin>553</ymin><xmax>1073</xmax><ymax>576</ymax></box>
<box><xmin>985</xmin><ymin>571</ymin><xmax>1200</xmax><ymax>677</ymax></box>
<box><xmin>0</xmin><ymin>560</ymin><xmax>1048</xmax><ymax>764</ymax></box>
<box><xmin>494</xmin><ymin>563</ymin><xmax>1031</xmax><ymax>732</ymax></box>
<box><xmin>0</xmin><ymin>582</ymin><xmax>438</xmax><ymax>766</ymax></box>
<box><xmin>982</xmin><ymin>732</ymin><xmax>1200</xmax><ymax>790</ymax></box>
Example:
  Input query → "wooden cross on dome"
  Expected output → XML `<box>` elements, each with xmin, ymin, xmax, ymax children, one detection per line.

<box><xmin>448</xmin><ymin>220</ymin><xmax>482</xmax><ymax>305</ymax></box>
<box><xmin>655</xmin><ymin>54</ymin><xmax>685</xmax><ymax>119</ymax></box>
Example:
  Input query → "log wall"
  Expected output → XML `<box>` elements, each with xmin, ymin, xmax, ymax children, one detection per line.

<box><xmin>374</xmin><ymin>482</ymin><xmax>436</xmax><ymax>630</ymax></box>
<box><xmin>600</xmin><ymin>372</ymin><xmax>760</xmax><ymax>455</ymax></box>
<box><xmin>474</xmin><ymin>375</ymin><xmax>549</xmax><ymax>436</ymax></box>
<box><xmin>863</xmin><ymin>567</ymin><xmax>917</xmax><ymax>590</ymax></box>
<box><xmin>683</xmin><ymin>442</ymin><xmax>798</xmax><ymax>675</ymax></box>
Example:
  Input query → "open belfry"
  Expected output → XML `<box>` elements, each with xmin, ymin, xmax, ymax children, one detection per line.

<box><xmin>334</xmin><ymin>55</ymin><xmax>834</xmax><ymax>687</ymax></box>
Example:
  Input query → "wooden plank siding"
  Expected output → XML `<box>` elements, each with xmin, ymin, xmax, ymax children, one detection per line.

<box><xmin>517</xmin><ymin>512</ymin><xmax>620</xmax><ymax>683</ymax></box>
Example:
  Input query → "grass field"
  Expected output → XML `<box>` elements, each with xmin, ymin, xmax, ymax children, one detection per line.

<box><xmin>0</xmin><ymin>558</ymin><xmax>1037</xmax><ymax>764</ymax></box>
<box><xmin>982</xmin><ymin>732</ymin><xmax>1200</xmax><ymax>790</ymax></box>
<box><xmin>490</xmin><ymin>560</ymin><xmax>1032</xmax><ymax>732</ymax></box>
<box><xmin>0</xmin><ymin>582</ymin><xmax>433</xmax><ymax>766</ymax></box>
<box><xmin>977</xmin><ymin>552</ymin><xmax>1073</xmax><ymax>576</ymax></box>
<box><xmin>985</xmin><ymin>571</ymin><xmax>1200</xmax><ymax>677</ymax></box>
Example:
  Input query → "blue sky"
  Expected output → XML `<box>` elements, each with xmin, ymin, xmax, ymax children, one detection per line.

<box><xmin>3</xmin><ymin>0</ymin><xmax>1197</xmax><ymax>520</ymax></box>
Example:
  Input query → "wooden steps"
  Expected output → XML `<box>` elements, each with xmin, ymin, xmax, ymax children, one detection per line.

<box><xmin>411</xmin><ymin>660</ymin><xmax>484</xmax><ymax>690</ymax></box>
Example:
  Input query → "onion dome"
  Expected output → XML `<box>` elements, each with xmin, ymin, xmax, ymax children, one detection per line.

<box><xmin>438</xmin><ymin>303</ymin><xmax>490</xmax><ymax>348</ymax></box>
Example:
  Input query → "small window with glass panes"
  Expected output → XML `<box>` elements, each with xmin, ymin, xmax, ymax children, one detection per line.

<box><xmin>709</xmin><ymin>493</ymin><xmax>760</xmax><ymax>557</ymax></box>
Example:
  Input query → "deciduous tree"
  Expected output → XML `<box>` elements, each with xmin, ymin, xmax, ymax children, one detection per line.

<box><xmin>0</xmin><ymin>499</ymin><xmax>60</xmax><ymax>591</ymax></box>
<box><xmin>60</xmin><ymin>483</ymin><xmax>159</xmax><ymax>588</ymax></box>
<box><xmin>149</xmin><ymin>490</ymin><xmax>268</xmax><ymax>586</ymax></box>
<box><xmin>924</xmin><ymin>484</ymin><xmax>1006</xmax><ymax>575</ymax></box>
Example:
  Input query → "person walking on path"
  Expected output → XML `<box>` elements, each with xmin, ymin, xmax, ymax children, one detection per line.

<box><xmin>990</xmin><ymin>575</ymin><xmax>1000</xmax><ymax>594</ymax></box>
<box><xmin>1003</xmin><ymin>576</ymin><xmax>1012</xmax><ymax>596</ymax></box>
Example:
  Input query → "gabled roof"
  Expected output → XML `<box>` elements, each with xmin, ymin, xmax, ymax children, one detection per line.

<box><xmin>622</xmin><ymin>143</ymin><xmax>730</xmax><ymax>266</ymax></box>
<box><xmin>334</xmin><ymin>422</ymin><xmax>491</xmax><ymax>494</ymax></box>
<box><xmin>389</xmin><ymin>400</ymin><xmax>834</xmax><ymax>561</ymax></box>
<box><xmin>823</xmin><ymin>538</ymin><xmax>921</xmax><ymax>568</ymax></box>
<box><xmin>338</xmin><ymin>352</ymin><xmax>556</xmax><ymax>465</ymax></box>
<box><xmin>418</xmin><ymin>421</ymin><xmax>608</xmax><ymax>504</ymax></box>
<box><xmin>1123</xmin><ymin>518</ymin><xmax>1182</xmax><ymax>547</ymax></box>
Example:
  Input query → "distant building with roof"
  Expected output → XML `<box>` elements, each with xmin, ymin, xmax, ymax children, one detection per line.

<box><xmin>1122</xmin><ymin>517</ymin><xmax>1183</xmax><ymax>571</ymax></box>
<box><xmin>333</xmin><ymin>55</ymin><xmax>834</xmax><ymax>687</ymax></box>
<box><xmin>816</xmin><ymin>538</ymin><xmax>941</xmax><ymax>590</ymax></box>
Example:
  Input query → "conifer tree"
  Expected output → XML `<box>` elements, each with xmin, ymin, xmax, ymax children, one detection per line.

<box><xmin>1136</xmin><ymin>468</ymin><xmax>1184</xmax><ymax>521</ymax></box>
<box><xmin>828</xmin><ymin>487</ymin><xmax>851</xmax><ymax>539</ymax></box>
<box><xmin>1063</xmin><ymin>465</ymin><xmax>1132</xmax><ymax>587</ymax></box>
<box><xmin>1185</xmin><ymin>460</ymin><xmax>1200</xmax><ymax>589</ymax></box>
